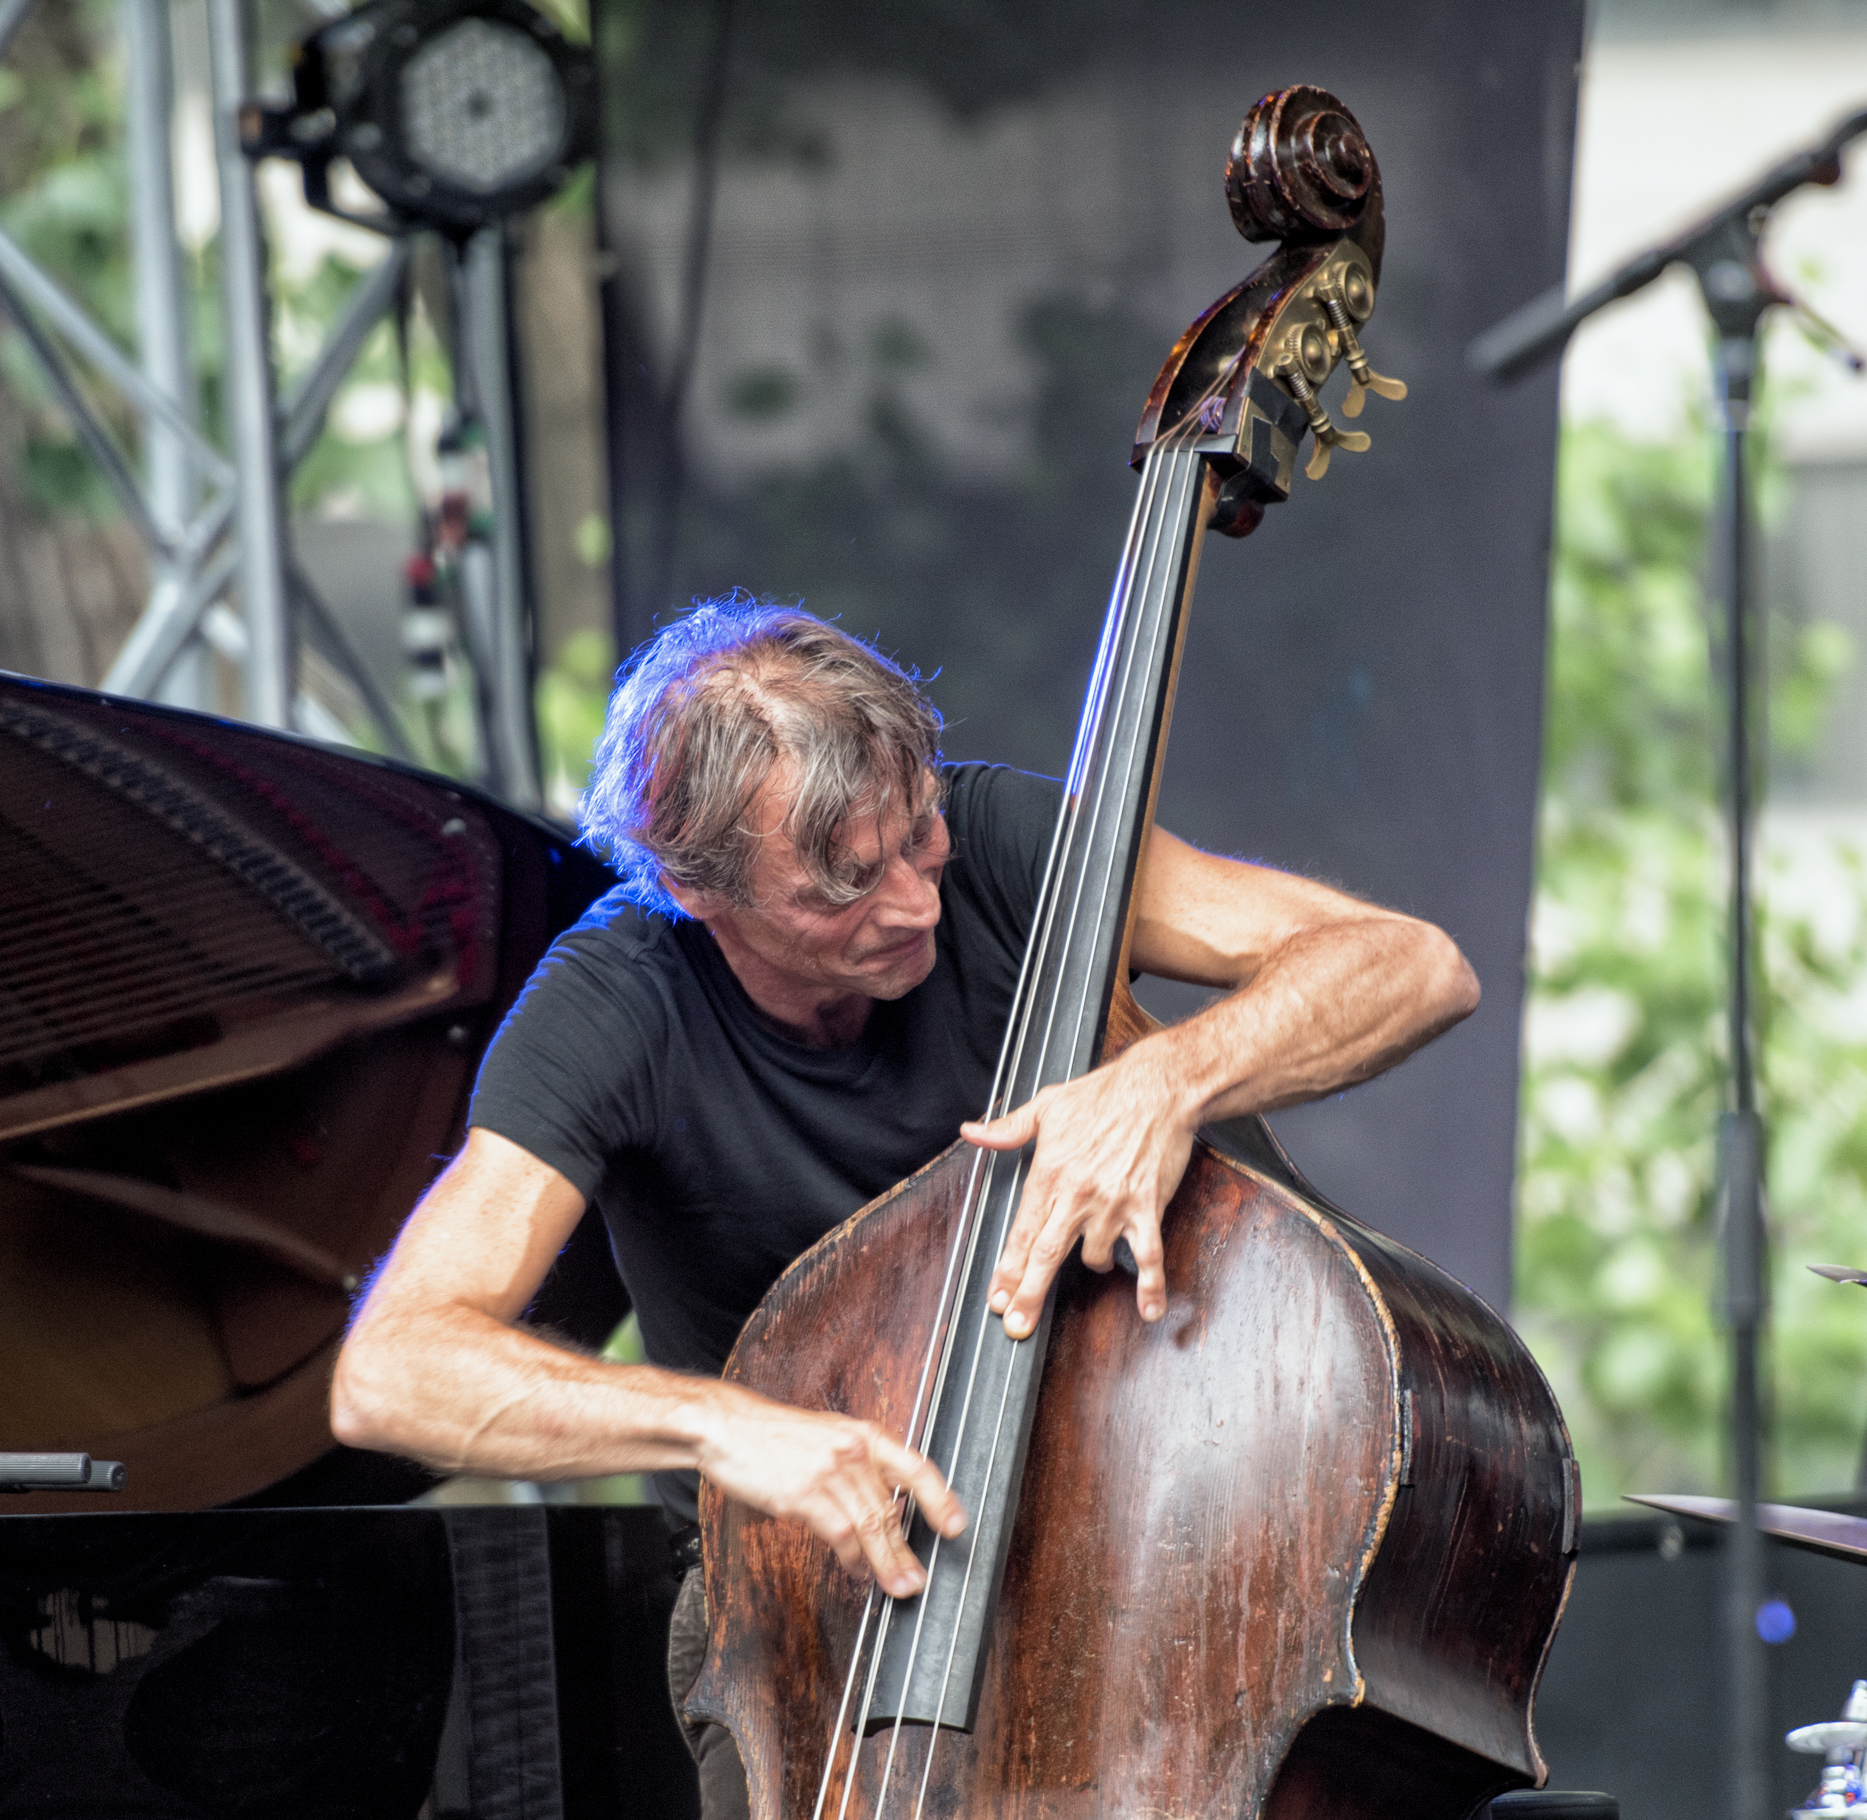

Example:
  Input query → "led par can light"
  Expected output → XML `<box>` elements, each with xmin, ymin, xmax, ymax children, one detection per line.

<box><xmin>243</xmin><ymin>0</ymin><xmax>596</xmax><ymax>237</ymax></box>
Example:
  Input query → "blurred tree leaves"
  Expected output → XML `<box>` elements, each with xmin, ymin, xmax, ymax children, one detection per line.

<box><xmin>0</xmin><ymin>4</ymin><xmax>416</xmax><ymax>531</ymax></box>
<box><xmin>1515</xmin><ymin>420</ymin><xmax>1867</xmax><ymax>1508</ymax></box>
<box><xmin>0</xmin><ymin>2</ymin><xmax>434</xmax><ymax>704</ymax></box>
<box><xmin>0</xmin><ymin>1</ymin><xmax>139</xmax><ymax>522</ymax></box>
<box><xmin>537</xmin><ymin>623</ymin><xmax>616</xmax><ymax>811</ymax></box>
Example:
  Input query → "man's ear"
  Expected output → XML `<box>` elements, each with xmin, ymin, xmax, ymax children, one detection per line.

<box><xmin>663</xmin><ymin>878</ymin><xmax>715</xmax><ymax>923</ymax></box>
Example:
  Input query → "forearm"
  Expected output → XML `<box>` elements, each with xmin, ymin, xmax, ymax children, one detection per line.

<box><xmin>331</xmin><ymin>1301</ymin><xmax>731</xmax><ymax>1482</ymax></box>
<box><xmin>333</xmin><ymin>1290</ymin><xmax>966</xmax><ymax>1595</ymax></box>
<box><xmin>1129</xmin><ymin>914</ymin><xmax>1478</xmax><ymax>1128</ymax></box>
<box><xmin>976</xmin><ymin>853</ymin><xmax>1478</xmax><ymax>1333</ymax></box>
<box><xmin>337</xmin><ymin>1128</ymin><xmax>965</xmax><ymax>1592</ymax></box>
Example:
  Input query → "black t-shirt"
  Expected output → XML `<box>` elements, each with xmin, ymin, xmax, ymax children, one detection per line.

<box><xmin>468</xmin><ymin>761</ymin><xmax>1062</xmax><ymax>1519</ymax></box>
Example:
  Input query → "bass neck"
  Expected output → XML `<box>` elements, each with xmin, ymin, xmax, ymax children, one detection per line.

<box><xmin>864</xmin><ymin>439</ymin><xmax>1215</xmax><ymax>1734</ymax></box>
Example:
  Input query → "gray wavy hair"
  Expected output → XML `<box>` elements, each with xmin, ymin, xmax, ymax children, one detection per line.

<box><xmin>579</xmin><ymin>596</ymin><xmax>944</xmax><ymax>918</ymax></box>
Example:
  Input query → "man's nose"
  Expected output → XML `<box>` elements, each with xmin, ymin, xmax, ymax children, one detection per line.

<box><xmin>878</xmin><ymin>853</ymin><xmax>940</xmax><ymax>925</ymax></box>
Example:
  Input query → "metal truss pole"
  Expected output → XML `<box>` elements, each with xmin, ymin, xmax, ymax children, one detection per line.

<box><xmin>205</xmin><ymin>0</ymin><xmax>290</xmax><ymax>729</ymax></box>
<box><xmin>125</xmin><ymin>0</ymin><xmax>205</xmax><ymax>711</ymax></box>
<box><xmin>2</xmin><ymin>0</ymin><xmax>410</xmax><ymax>749</ymax></box>
<box><xmin>461</xmin><ymin>224</ymin><xmax>540</xmax><ymax>809</ymax></box>
<box><xmin>1697</xmin><ymin>240</ymin><xmax>1771</xmax><ymax>1820</ymax></box>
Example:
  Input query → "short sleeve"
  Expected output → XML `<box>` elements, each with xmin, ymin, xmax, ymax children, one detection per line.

<box><xmin>940</xmin><ymin>763</ymin><xmax>1062</xmax><ymax>950</ymax></box>
<box><xmin>467</xmin><ymin>919</ymin><xmax>666</xmax><ymax>1201</ymax></box>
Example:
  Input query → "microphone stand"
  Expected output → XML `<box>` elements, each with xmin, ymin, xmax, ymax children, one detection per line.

<box><xmin>1470</xmin><ymin>104</ymin><xmax>1867</xmax><ymax>1820</ymax></box>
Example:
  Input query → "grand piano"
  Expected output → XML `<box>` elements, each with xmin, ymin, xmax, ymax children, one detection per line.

<box><xmin>0</xmin><ymin>669</ymin><xmax>695</xmax><ymax>1817</ymax></box>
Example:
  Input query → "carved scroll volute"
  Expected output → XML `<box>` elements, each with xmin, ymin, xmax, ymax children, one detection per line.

<box><xmin>1133</xmin><ymin>85</ymin><xmax>1407</xmax><ymax>536</ymax></box>
<box><xmin>1226</xmin><ymin>85</ymin><xmax>1379</xmax><ymax>248</ymax></box>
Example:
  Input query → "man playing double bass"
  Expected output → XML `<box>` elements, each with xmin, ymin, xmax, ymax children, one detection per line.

<box><xmin>331</xmin><ymin>596</ymin><xmax>1479</xmax><ymax>1815</ymax></box>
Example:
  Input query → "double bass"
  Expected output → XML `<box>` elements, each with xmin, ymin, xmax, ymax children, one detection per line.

<box><xmin>691</xmin><ymin>87</ymin><xmax>1578</xmax><ymax>1819</ymax></box>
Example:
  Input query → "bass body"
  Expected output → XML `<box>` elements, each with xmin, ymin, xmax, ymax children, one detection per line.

<box><xmin>692</xmin><ymin>989</ymin><xmax>1575</xmax><ymax>1819</ymax></box>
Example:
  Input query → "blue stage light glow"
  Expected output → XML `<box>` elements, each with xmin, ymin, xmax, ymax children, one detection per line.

<box><xmin>1756</xmin><ymin>1598</ymin><xmax>1797</xmax><ymax>1644</ymax></box>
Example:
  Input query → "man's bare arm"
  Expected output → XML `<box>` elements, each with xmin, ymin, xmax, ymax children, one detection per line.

<box><xmin>1124</xmin><ymin>828</ymin><xmax>1479</xmax><ymax>1116</ymax></box>
<box><xmin>966</xmin><ymin>827</ymin><xmax>1479</xmax><ymax>1336</ymax></box>
<box><xmin>331</xmin><ymin>1128</ymin><xmax>963</xmax><ymax>1595</ymax></box>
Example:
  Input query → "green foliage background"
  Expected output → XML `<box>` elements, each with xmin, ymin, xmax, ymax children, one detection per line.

<box><xmin>0</xmin><ymin>3</ymin><xmax>146</xmax><ymax>520</ymax></box>
<box><xmin>0</xmin><ymin>5</ymin><xmax>412</xmax><ymax>527</ymax></box>
<box><xmin>0</xmin><ymin>2</ymin><xmax>477</xmax><ymax>766</ymax></box>
<box><xmin>1514</xmin><ymin>421</ymin><xmax>1867</xmax><ymax>1509</ymax></box>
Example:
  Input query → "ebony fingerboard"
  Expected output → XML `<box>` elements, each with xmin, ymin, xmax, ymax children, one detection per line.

<box><xmin>865</xmin><ymin>442</ymin><xmax>1211</xmax><ymax>1733</ymax></box>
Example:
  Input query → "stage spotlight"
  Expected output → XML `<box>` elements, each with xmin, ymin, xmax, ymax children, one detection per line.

<box><xmin>242</xmin><ymin>0</ymin><xmax>596</xmax><ymax>238</ymax></box>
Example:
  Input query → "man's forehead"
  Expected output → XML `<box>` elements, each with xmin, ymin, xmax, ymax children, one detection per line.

<box><xmin>750</xmin><ymin>762</ymin><xmax>938</xmax><ymax>838</ymax></box>
<box><xmin>744</xmin><ymin>764</ymin><xmax>938</xmax><ymax>892</ymax></box>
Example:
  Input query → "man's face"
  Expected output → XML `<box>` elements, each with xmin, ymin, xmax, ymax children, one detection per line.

<box><xmin>677</xmin><ymin>766</ymin><xmax>950</xmax><ymax>1012</ymax></box>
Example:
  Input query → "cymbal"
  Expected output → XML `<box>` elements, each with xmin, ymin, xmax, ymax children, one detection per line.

<box><xmin>1786</xmin><ymin>1720</ymin><xmax>1867</xmax><ymax>1754</ymax></box>
<box><xmin>1627</xmin><ymin>1494</ymin><xmax>1867</xmax><ymax>1564</ymax></box>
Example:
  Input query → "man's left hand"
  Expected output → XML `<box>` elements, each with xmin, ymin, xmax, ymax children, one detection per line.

<box><xmin>959</xmin><ymin>826</ymin><xmax>1482</xmax><ymax>1343</ymax></box>
<box><xmin>961</xmin><ymin>1040</ymin><xmax>1196</xmax><ymax>1340</ymax></box>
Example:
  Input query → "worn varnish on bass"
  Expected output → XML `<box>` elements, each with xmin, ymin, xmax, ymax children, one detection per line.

<box><xmin>691</xmin><ymin>86</ymin><xmax>1578</xmax><ymax>1820</ymax></box>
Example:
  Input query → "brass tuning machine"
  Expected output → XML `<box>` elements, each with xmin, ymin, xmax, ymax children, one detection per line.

<box><xmin>1315</xmin><ymin>268</ymin><xmax>1407</xmax><ymax>420</ymax></box>
<box><xmin>1276</xmin><ymin>321</ymin><xmax>1370</xmax><ymax>482</ymax></box>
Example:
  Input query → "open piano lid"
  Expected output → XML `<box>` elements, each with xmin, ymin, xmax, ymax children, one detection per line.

<box><xmin>0</xmin><ymin>671</ymin><xmax>623</xmax><ymax>1511</ymax></box>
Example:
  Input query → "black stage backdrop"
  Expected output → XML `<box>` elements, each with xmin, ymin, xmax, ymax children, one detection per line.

<box><xmin>591</xmin><ymin>0</ymin><xmax>1583</xmax><ymax>1311</ymax></box>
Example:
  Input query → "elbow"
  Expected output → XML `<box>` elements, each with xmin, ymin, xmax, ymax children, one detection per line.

<box><xmin>329</xmin><ymin>1327</ymin><xmax>402</xmax><ymax>1455</ymax></box>
<box><xmin>1423</xmin><ymin>923</ymin><xmax>1481</xmax><ymax>1028</ymax></box>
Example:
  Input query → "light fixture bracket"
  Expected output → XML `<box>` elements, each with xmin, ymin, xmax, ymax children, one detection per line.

<box><xmin>241</xmin><ymin>0</ymin><xmax>596</xmax><ymax>239</ymax></box>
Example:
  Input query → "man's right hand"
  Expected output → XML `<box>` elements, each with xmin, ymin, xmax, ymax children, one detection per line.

<box><xmin>694</xmin><ymin>1385</ymin><xmax>967</xmax><ymax>1600</ymax></box>
<box><xmin>334</xmin><ymin>1130</ymin><xmax>965</xmax><ymax>1598</ymax></box>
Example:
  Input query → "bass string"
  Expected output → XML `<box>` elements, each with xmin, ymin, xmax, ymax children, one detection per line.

<box><xmin>1058</xmin><ymin>444</ymin><xmax>1206</xmax><ymax>1079</ymax></box>
<box><xmin>820</xmin><ymin>745</ymin><xmax>1089</xmax><ymax>1814</ymax></box>
<box><xmin>815</xmin><ymin>790</ymin><xmax>1080</xmax><ymax>1810</ymax></box>
<box><xmin>812</xmin><ymin>1587</ymin><xmax>878</xmax><ymax>1820</ymax></box>
<box><xmin>903</xmin><ymin>1360</ymin><xmax>1023</xmax><ymax>1820</ymax></box>
<box><xmin>811</xmin><ymin>501</ymin><xmax>1139</xmax><ymax>1813</ymax></box>
<box><xmin>823</xmin><ymin>378</ymin><xmax>1230</xmax><ymax>1813</ymax></box>
<box><xmin>891</xmin><ymin>449</ymin><xmax>1175</xmax><ymax>1618</ymax></box>
<box><xmin>996</xmin><ymin>441</ymin><xmax>1201</xmax><ymax>1291</ymax></box>
<box><xmin>816</xmin><ymin>1144</ymin><xmax>999</xmax><ymax>1820</ymax></box>
<box><xmin>1003</xmin><ymin>372</ymin><xmax>1228</xmax><ymax>1131</ymax></box>
<box><xmin>878</xmin><ymin>455</ymin><xmax>1162</xmax><ymax>1481</ymax></box>
<box><xmin>890</xmin><ymin>420</ymin><xmax>1221</xmax><ymax>1819</ymax></box>
<box><xmin>825</xmin><ymin>1160</ymin><xmax>997</xmax><ymax>1820</ymax></box>
<box><xmin>1042</xmin><ymin>358</ymin><xmax>1244</xmax><ymax>1107</ymax></box>
<box><xmin>863</xmin><ymin>444</ymin><xmax>1197</xmax><ymax>1820</ymax></box>
<box><xmin>834</xmin><ymin>447</ymin><xmax>1182</xmax><ymax>1820</ymax></box>
<box><xmin>899</xmin><ymin>452</ymin><xmax>1198</xmax><ymax>1820</ymax></box>
<box><xmin>820</xmin><ymin>602</ymin><xmax>1125</xmax><ymax>1799</ymax></box>
<box><xmin>1062</xmin><ymin>462</ymin><xmax>1151</xmax><ymax>798</ymax></box>
<box><xmin>900</xmin><ymin>438</ymin><xmax>1185</xmax><ymax>1499</ymax></box>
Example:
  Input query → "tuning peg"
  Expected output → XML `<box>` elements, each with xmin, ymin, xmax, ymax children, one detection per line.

<box><xmin>1341</xmin><ymin>367</ymin><xmax>1408</xmax><ymax>419</ymax></box>
<box><xmin>1281</xmin><ymin>364</ymin><xmax>1371</xmax><ymax>480</ymax></box>
<box><xmin>1341</xmin><ymin>367</ymin><xmax>1407</xmax><ymax>419</ymax></box>
<box><xmin>1304</xmin><ymin>427</ymin><xmax>1371</xmax><ymax>480</ymax></box>
<box><xmin>1315</xmin><ymin>280</ymin><xmax>1407</xmax><ymax>418</ymax></box>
